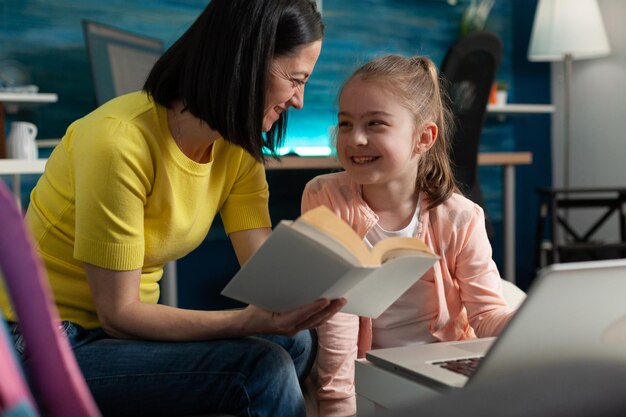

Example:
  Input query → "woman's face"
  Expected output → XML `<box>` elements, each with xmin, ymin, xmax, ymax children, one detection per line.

<box><xmin>263</xmin><ymin>40</ymin><xmax>322</xmax><ymax>132</ymax></box>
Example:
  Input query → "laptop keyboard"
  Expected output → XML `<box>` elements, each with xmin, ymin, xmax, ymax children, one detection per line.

<box><xmin>432</xmin><ymin>356</ymin><xmax>483</xmax><ymax>377</ymax></box>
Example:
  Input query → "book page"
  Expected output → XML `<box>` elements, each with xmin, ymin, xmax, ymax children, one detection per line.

<box><xmin>289</xmin><ymin>220</ymin><xmax>362</xmax><ymax>265</ymax></box>
<box><xmin>299</xmin><ymin>206</ymin><xmax>437</xmax><ymax>266</ymax></box>
<box><xmin>370</xmin><ymin>237</ymin><xmax>436</xmax><ymax>264</ymax></box>
<box><xmin>298</xmin><ymin>206</ymin><xmax>375</xmax><ymax>265</ymax></box>
<box><xmin>342</xmin><ymin>255</ymin><xmax>438</xmax><ymax>318</ymax></box>
<box><xmin>221</xmin><ymin>222</ymin><xmax>361</xmax><ymax>312</ymax></box>
<box><xmin>221</xmin><ymin>214</ymin><xmax>439</xmax><ymax>317</ymax></box>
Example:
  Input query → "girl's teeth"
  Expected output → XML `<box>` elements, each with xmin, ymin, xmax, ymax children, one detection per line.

<box><xmin>352</xmin><ymin>156</ymin><xmax>376</xmax><ymax>164</ymax></box>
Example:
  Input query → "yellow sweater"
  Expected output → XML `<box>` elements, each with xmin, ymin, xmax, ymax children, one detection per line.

<box><xmin>0</xmin><ymin>92</ymin><xmax>270</xmax><ymax>328</ymax></box>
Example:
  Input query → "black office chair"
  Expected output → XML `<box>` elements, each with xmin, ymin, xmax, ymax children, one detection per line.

<box><xmin>440</xmin><ymin>31</ymin><xmax>502</xmax><ymax>238</ymax></box>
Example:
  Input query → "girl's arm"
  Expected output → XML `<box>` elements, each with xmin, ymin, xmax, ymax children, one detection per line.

<box><xmin>315</xmin><ymin>313</ymin><xmax>360</xmax><ymax>417</ymax></box>
<box><xmin>303</xmin><ymin>183</ymin><xmax>360</xmax><ymax>417</ymax></box>
<box><xmin>454</xmin><ymin>204</ymin><xmax>515</xmax><ymax>336</ymax></box>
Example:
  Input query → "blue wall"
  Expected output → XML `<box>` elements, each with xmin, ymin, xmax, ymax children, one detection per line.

<box><xmin>1</xmin><ymin>0</ymin><xmax>514</xmax><ymax>153</ymax></box>
<box><xmin>0</xmin><ymin>0</ymin><xmax>550</xmax><ymax>294</ymax></box>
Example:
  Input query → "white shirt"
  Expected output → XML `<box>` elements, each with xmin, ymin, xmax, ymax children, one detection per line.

<box><xmin>364</xmin><ymin>198</ymin><xmax>438</xmax><ymax>348</ymax></box>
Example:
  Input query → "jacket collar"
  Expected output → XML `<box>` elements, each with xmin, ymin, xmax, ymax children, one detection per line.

<box><xmin>347</xmin><ymin>177</ymin><xmax>428</xmax><ymax>241</ymax></box>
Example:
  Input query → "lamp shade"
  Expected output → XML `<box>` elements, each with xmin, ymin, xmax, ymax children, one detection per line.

<box><xmin>528</xmin><ymin>0</ymin><xmax>610</xmax><ymax>62</ymax></box>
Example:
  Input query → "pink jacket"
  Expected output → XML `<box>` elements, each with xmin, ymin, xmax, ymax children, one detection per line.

<box><xmin>301</xmin><ymin>172</ymin><xmax>515</xmax><ymax>417</ymax></box>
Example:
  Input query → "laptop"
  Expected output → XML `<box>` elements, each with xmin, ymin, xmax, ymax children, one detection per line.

<box><xmin>365</xmin><ymin>258</ymin><xmax>626</xmax><ymax>390</ymax></box>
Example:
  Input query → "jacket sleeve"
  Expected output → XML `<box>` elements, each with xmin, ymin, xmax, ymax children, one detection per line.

<box><xmin>453</xmin><ymin>204</ymin><xmax>516</xmax><ymax>337</ymax></box>
<box><xmin>315</xmin><ymin>313</ymin><xmax>359</xmax><ymax>417</ymax></box>
<box><xmin>301</xmin><ymin>177</ymin><xmax>331</xmax><ymax>214</ymax></box>
<box><xmin>302</xmin><ymin>181</ymin><xmax>359</xmax><ymax>417</ymax></box>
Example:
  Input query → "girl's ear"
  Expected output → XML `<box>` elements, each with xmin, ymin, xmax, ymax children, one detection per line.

<box><xmin>414</xmin><ymin>122</ymin><xmax>438</xmax><ymax>154</ymax></box>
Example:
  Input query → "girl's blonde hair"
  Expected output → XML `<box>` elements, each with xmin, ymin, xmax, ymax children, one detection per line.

<box><xmin>341</xmin><ymin>54</ymin><xmax>457</xmax><ymax>209</ymax></box>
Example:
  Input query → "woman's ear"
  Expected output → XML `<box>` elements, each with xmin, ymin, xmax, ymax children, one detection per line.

<box><xmin>414</xmin><ymin>122</ymin><xmax>438</xmax><ymax>154</ymax></box>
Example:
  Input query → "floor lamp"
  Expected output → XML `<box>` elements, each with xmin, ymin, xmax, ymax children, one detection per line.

<box><xmin>527</xmin><ymin>0</ymin><xmax>610</xmax><ymax>191</ymax></box>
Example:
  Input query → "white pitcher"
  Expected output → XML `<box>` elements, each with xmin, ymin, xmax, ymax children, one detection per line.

<box><xmin>7</xmin><ymin>121</ymin><xmax>38</xmax><ymax>159</ymax></box>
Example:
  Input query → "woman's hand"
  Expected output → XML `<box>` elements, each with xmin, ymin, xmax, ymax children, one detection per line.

<box><xmin>241</xmin><ymin>298</ymin><xmax>347</xmax><ymax>336</ymax></box>
<box><xmin>230</xmin><ymin>228</ymin><xmax>346</xmax><ymax>335</ymax></box>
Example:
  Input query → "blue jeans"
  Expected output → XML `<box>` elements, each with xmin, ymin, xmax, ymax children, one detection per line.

<box><xmin>9</xmin><ymin>321</ymin><xmax>315</xmax><ymax>417</ymax></box>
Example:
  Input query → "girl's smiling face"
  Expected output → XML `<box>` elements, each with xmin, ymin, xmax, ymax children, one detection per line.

<box><xmin>336</xmin><ymin>77</ymin><xmax>423</xmax><ymax>188</ymax></box>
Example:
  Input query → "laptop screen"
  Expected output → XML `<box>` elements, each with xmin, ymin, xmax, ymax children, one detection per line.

<box><xmin>470</xmin><ymin>259</ymin><xmax>626</xmax><ymax>387</ymax></box>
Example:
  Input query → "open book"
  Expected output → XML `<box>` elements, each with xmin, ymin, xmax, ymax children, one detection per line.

<box><xmin>221</xmin><ymin>206</ymin><xmax>439</xmax><ymax>318</ymax></box>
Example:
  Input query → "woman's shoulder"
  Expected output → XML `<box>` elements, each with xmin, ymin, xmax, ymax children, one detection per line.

<box><xmin>65</xmin><ymin>92</ymin><xmax>161</xmax><ymax>162</ymax></box>
<box><xmin>69</xmin><ymin>92</ymin><xmax>156</xmax><ymax>140</ymax></box>
<box><xmin>90</xmin><ymin>91</ymin><xmax>155</xmax><ymax>119</ymax></box>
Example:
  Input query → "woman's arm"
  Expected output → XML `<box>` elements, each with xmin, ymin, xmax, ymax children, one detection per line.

<box><xmin>229</xmin><ymin>227</ymin><xmax>347</xmax><ymax>337</ymax></box>
<box><xmin>86</xmin><ymin>227</ymin><xmax>344</xmax><ymax>341</ymax></box>
<box><xmin>229</xmin><ymin>226</ymin><xmax>271</xmax><ymax>266</ymax></box>
<box><xmin>85</xmin><ymin>264</ymin><xmax>244</xmax><ymax>340</ymax></box>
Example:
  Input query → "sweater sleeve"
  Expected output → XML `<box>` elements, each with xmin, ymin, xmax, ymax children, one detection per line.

<box><xmin>303</xmin><ymin>180</ymin><xmax>359</xmax><ymax>417</ymax></box>
<box><xmin>453</xmin><ymin>204</ymin><xmax>515</xmax><ymax>336</ymax></box>
<box><xmin>220</xmin><ymin>147</ymin><xmax>271</xmax><ymax>234</ymax></box>
<box><xmin>72</xmin><ymin>118</ymin><xmax>152</xmax><ymax>270</ymax></box>
<box><xmin>315</xmin><ymin>313</ymin><xmax>359</xmax><ymax>417</ymax></box>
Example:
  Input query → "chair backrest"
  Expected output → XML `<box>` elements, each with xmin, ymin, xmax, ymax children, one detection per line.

<box><xmin>440</xmin><ymin>31</ymin><xmax>502</xmax><ymax>210</ymax></box>
<box><xmin>82</xmin><ymin>20</ymin><xmax>163</xmax><ymax>106</ymax></box>
<box><xmin>0</xmin><ymin>182</ymin><xmax>100</xmax><ymax>417</ymax></box>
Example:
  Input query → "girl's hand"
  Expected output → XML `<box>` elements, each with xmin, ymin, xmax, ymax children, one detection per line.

<box><xmin>242</xmin><ymin>298</ymin><xmax>347</xmax><ymax>336</ymax></box>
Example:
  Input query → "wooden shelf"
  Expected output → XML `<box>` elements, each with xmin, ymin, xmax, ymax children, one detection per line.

<box><xmin>487</xmin><ymin>103</ymin><xmax>555</xmax><ymax>115</ymax></box>
<box><xmin>0</xmin><ymin>158</ymin><xmax>47</xmax><ymax>175</ymax></box>
<box><xmin>0</xmin><ymin>92</ymin><xmax>59</xmax><ymax>158</ymax></box>
<box><xmin>0</xmin><ymin>92</ymin><xmax>58</xmax><ymax>105</ymax></box>
<box><xmin>0</xmin><ymin>92</ymin><xmax>58</xmax><ymax>115</ymax></box>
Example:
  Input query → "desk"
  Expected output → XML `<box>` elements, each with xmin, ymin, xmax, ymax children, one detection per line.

<box><xmin>486</xmin><ymin>103</ymin><xmax>555</xmax><ymax>115</ymax></box>
<box><xmin>267</xmin><ymin>153</ymin><xmax>532</xmax><ymax>283</ymax></box>
<box><xmin>486</xmin><ymin>103</ymin><xmax>553</xmax><ymax>281</ymax></box>
<box><xmin>0</xmin><ymin>92</ymin><xmax>58</xmax><ymax>158</ymax></box>
<box><xmin>0</xmin><ymin>158</ymin><xmax>47</xmax><ymax>209</ymax></box>
<box><xmin>481</xmin><ymin>152</ymin><xmax>532</xmax><ymax>284</ymax></box>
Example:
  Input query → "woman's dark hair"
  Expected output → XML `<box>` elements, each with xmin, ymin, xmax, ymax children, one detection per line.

<box><xmin>144</xmin><ymin>0</ymin><xmax>324</xmax><ymax>161</ymax></box>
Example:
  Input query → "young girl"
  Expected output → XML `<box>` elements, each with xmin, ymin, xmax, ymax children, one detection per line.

<box><xmin>301</xmin><ymin>54</ymin><xmax>517</xmax><ymax>416</ymax></box>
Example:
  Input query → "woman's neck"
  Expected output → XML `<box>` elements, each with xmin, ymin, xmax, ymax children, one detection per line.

<box><xmin>167</xmin><ymin>102</ymin><xmax>221</xmax><ymax>163</ymax></box>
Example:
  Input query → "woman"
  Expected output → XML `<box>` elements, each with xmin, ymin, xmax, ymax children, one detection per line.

<box><xmin>1</xmin><ymin>1</ymin><xmax>344</xmax><ymax>416</ymax></box>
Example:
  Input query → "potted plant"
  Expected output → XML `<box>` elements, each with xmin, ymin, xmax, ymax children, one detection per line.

<box><xmin>495</xmin><ymin>80</ymin><xmax>507</xmax><ymax>105</ymax></box>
